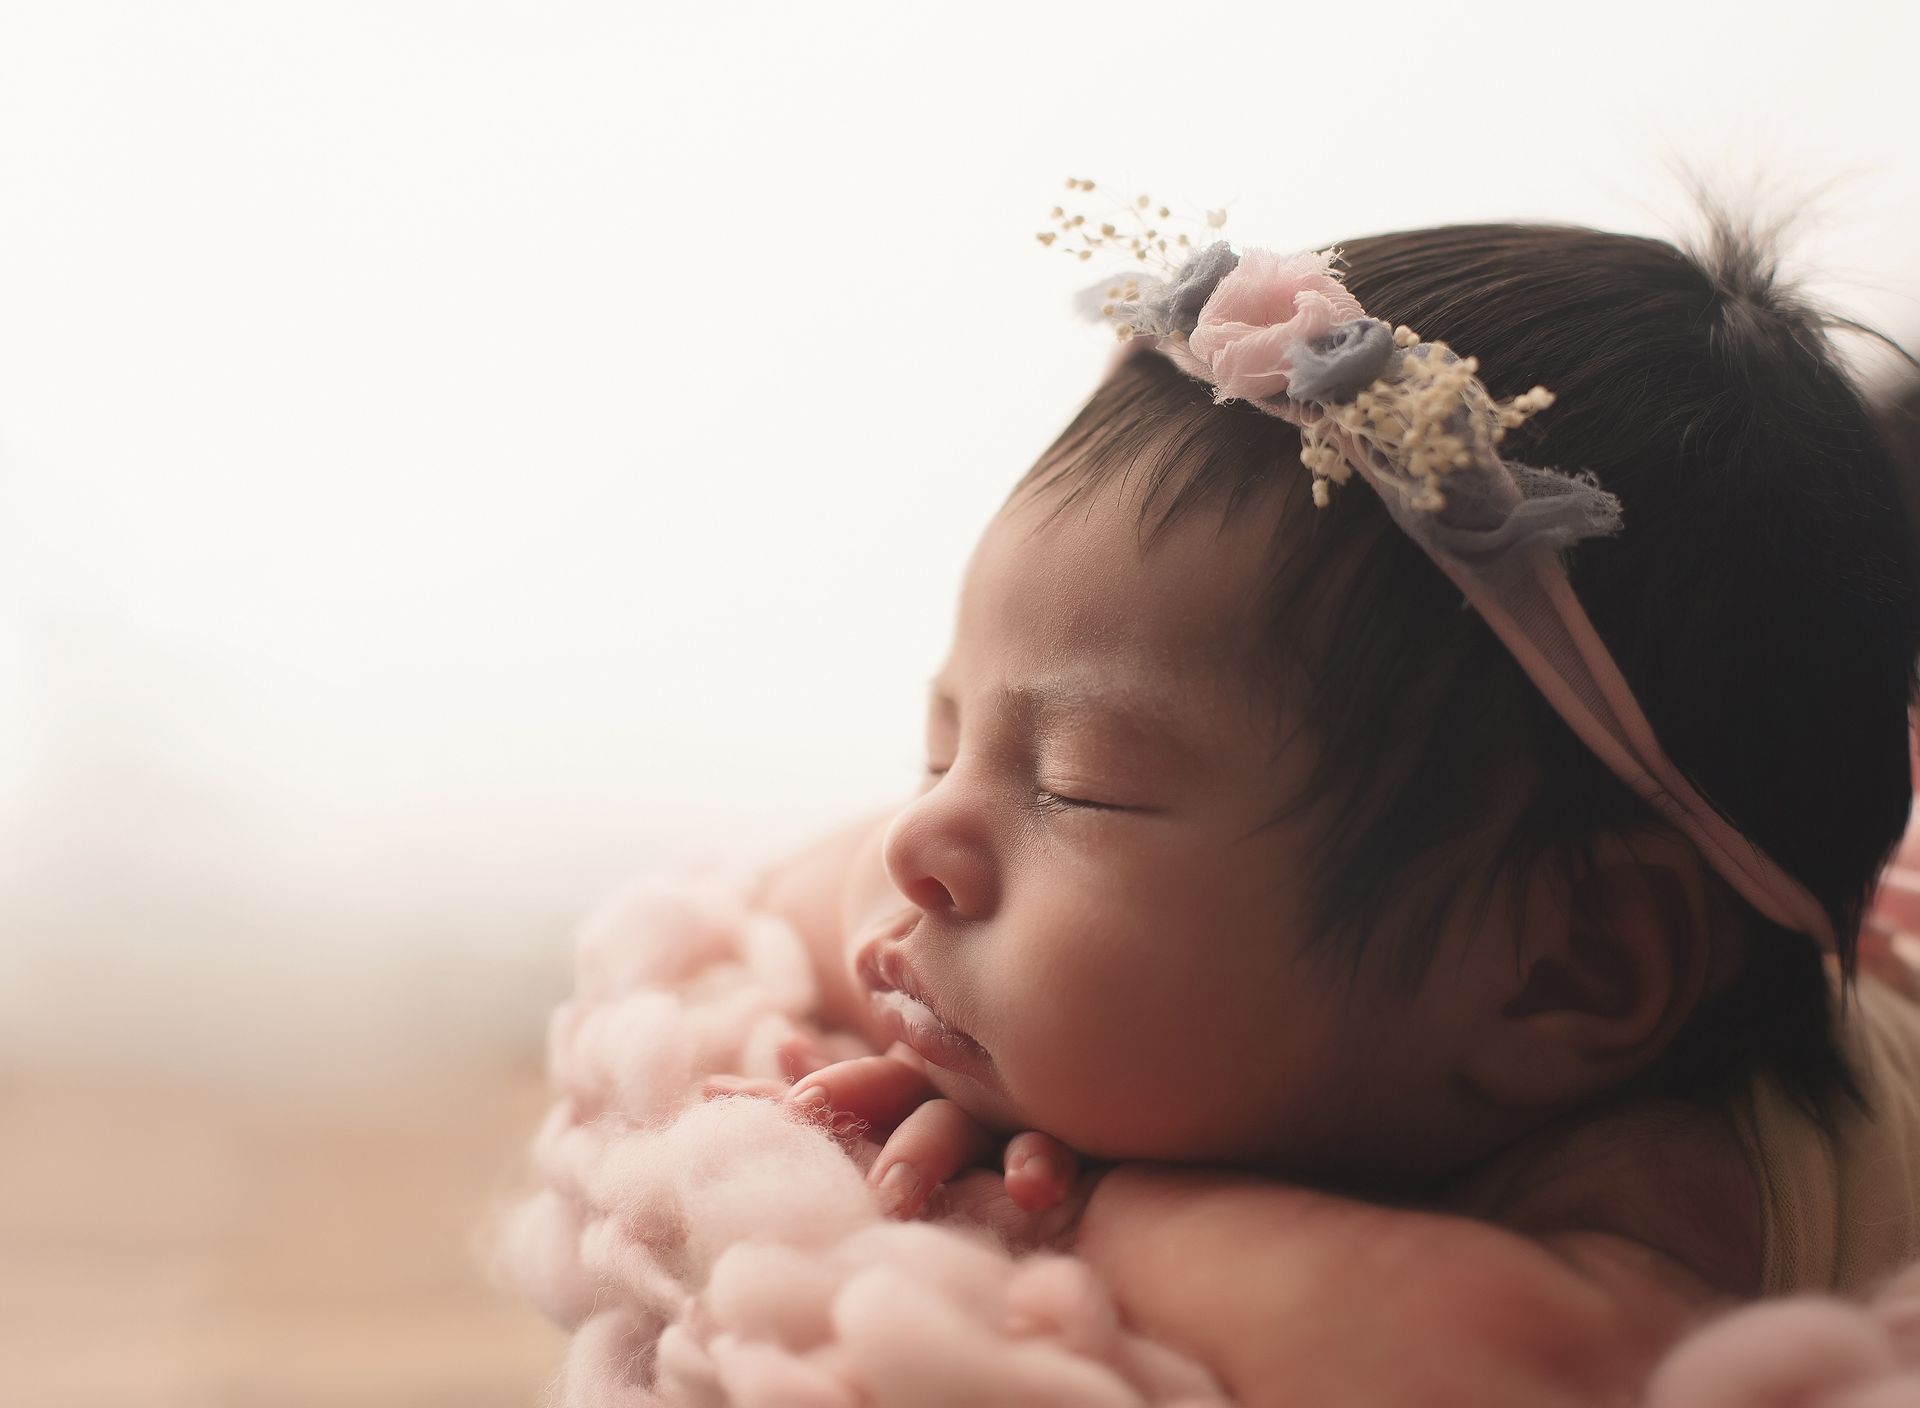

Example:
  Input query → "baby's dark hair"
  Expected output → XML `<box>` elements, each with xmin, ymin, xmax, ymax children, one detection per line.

<box><xmin>1018</xmin><ymin>220</ymin><xmax>1920</xmax><ymax>1123</ymax></box>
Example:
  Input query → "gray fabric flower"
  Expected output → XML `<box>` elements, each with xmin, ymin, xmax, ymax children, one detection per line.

<box><xmin>1076</xmin><ymin>241</ymin><xmax>1241</xmax><ymax>338</ymax></box>
<box><xmin>1162</xmin><ymin>242</ymin><xmax>1240</xmax><ymax>336</ymax></box>
<box><xmin>1287</xmin><ymin>318</ymin><xmax>1396</xmax><ymax>402</ymax></box>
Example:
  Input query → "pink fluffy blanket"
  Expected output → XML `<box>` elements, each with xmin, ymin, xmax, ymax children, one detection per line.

<box><xmin>498</xmin><ymin>867</ymin><xmax>1920</xmax><ymax>1407</ymax></box>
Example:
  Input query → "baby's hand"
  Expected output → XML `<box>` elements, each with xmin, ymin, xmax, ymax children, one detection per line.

<box><xmin>779</xmin><ymin>1048</ymin><xmax>1099</xmax><ymax>1246</ymax></box>
<box><xmin>696</xmin><ymin>1027</ymin><xmax>832</xmax><ymax>1102</ymax></box>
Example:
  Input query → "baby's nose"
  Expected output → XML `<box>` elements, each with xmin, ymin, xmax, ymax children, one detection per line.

<box><xmin>880</xmin><ymin>788</ymin><xmax>994</xmax><ymax>920</ymax></box>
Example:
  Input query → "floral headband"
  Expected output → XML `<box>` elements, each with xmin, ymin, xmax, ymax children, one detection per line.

<box><xmin>1042</xmin><ymin>182</ymin><xmax>1837</xmax><ymax>952</ymax></box>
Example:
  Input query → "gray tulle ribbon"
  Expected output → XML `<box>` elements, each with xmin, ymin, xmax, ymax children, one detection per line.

<box><xmin>1400</xmin><ymin>463</ymin><xmax>1623</xmax><ymax>564</ymax></box>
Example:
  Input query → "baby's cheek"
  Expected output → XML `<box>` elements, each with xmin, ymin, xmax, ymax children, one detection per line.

<box><xmin>1002</xmin><ymin>1023</ymin><xmax>1251</xmax><ymax>1161</ymax></box>
<box><xmin>1022</xmin><ymin>986</ymin><xmax>1329</xmax><ymax>1162</ymax></box>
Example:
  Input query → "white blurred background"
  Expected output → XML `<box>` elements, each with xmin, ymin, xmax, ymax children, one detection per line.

<box><xmin>0</xmin><ymin>2</ymin><xmax>1916</xmax><ymax>1402</ymax></box>
<box><xmin>5</xmin><ymin>0</ymin><xmax>1919</xmax><ymax>1095</ymax></box>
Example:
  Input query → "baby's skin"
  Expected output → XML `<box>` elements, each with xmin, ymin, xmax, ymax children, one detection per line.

<box><xmin>746</xmin><ymin>472</ymin><xmax>1764</xmax><ymax>1405</ymax></box>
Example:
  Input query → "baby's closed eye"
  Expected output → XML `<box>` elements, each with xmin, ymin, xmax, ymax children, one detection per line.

<box><xmin>1029</xmin><ymin>788</ymin><xmax>1132</xmax><ymax>815</ymax></box>
<box><xmin>922</xmin><ymin>760</ymin><xmax>1155</xmax><ymax>816</ymax></box>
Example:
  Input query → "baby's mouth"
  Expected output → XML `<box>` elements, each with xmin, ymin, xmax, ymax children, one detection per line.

<box><xmin>853</xmin><ymin>921</ymin><xmax>992</xmax><ymax>1079</ymax></box>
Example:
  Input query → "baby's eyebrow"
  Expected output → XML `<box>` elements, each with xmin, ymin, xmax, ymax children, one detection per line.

<box><xmin>926</xmin><ymin>673</ymin><xmax>1202</xmax><ymax>763</ymax></box>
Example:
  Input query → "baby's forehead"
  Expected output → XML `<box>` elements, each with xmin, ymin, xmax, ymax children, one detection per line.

<box><xmin>950</xmin><ymin>478</ymin><xmax>1294</xmax><ymax>719</ymax></box>
<box><xmin>1006</xmin><ymin>463</ymin><xmax>1297</xmax><ymax>607</ymax></box>
<box><xmin>925</xmin><ymin>663</ymin><xmax>1218</xmax><ymax>775</ymax></box>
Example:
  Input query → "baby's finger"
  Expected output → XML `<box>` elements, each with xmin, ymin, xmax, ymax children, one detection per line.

<box><xmin>1003</xmin><ymin>1130</ymin><xmax>1081</xmax><ymax>1213</ymax></box>
<box><xmin>782</xmin><ymin>1052</ymin><xmax>940</xmax><ymax>1131</ymax></box>
<box><xmin>775</xmin><ymin>1029</ymin><xmax>829</xmax><ymax>1083</ymax></box>
<box><xmin>881</xmin><ymin>1040</ymin><xmax>929</xmax><ymax>1075</ymax></box>
<box><xmin>700</xmin><ymin>1074</ymin><xmax>787</xmax><ymax>1101</ymax></box>
<box><xmin>868</xmin><ymin>1098</ymin><xmax>997</xmax><ymax>1220</ymax></box>
<box><xmin>933</xmin><ymin>1166</ymin><xmax>1102</xmax><ymax>1255</ymax></box>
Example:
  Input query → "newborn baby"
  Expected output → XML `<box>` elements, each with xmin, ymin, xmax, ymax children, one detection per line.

<box><xmin>747</xmin><ymin>216</ymin><xmax>1920</xmax><ymax>1404</ymax></box>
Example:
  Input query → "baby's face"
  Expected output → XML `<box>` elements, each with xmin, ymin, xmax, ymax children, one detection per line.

<box><xmin>846</xmin><ymin>474</ymin><xmax>1512</xmax><ymax>1178</ymax></box>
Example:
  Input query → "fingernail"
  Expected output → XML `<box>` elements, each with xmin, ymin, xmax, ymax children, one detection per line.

<box><xmin>1016</xmin><ymin>1153</ymin><xmax>1055</xmax><ymax>1184</ymax></box>
<box><xmin>875</xmin><ymin>1162</ymin><xmax>920</xmax><ymax>1214</ymax></box>
<box><xmin>786</xmin><ymin>1084</ymin><xmax>829</xmax><ymax>1110</ymax></box>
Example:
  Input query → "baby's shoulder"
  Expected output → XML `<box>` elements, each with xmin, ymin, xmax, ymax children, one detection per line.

<box><xmin>1439</xmin><ymin>1096</ymin><xmax>1763</xmax><ymax>1298</ymax></box>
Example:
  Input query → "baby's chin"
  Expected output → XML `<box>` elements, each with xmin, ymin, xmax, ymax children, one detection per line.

<box><xmin>919</xmin><ymin>1062</ymin><xmax>1150</xmax><ymax>1165</ymax></box>
<box><xmin>918</xmin><ymin>1058</ymin><xmax>1034</xmax><ymax>1140</ymax></box>
<box><xmin>932</xmin><ymin>1066</ymin><xmax>1329</xmax><ymax>1172</ymax></box>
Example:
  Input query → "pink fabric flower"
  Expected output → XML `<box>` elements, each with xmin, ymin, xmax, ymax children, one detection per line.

<box><xmin>1186</xmin><ymin>247</ymin><xmax>1365</xmax><ymax>403</ymax></box>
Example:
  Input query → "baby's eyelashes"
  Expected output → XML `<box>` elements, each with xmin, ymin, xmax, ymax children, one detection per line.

<box><xmin>1030</xmin><ymin>789</ymin><xmax>1126</xmax><ymax>814</ymax></box>
<box><xmin>922</xmin><ymin>760</ymin><xmax>1143</xmax><ymax>814</ymax></box>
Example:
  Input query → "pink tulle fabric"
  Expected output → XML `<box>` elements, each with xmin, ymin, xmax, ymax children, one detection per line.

<box><xmin>496</xmin><ymin>866</ymin><xmax>1231</xmax><ymax>1406</ymax></box>
<box><xmin>500</xmin><ymin>863</ymin><xmax>1920</xmax><ymax>1406</ymax></box>
<box><xmin>1184</xmin><ymin>247</ymin><xmax>1364</xmax><ymax>403</ymax></box>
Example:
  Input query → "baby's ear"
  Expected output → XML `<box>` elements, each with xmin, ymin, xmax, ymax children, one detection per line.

<box><xmin>1459</xmin><ymin>833</ymin><xmax>1714</xmax><ymax>1114</ymax></box>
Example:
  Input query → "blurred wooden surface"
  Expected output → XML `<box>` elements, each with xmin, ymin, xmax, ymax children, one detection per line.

<box><xmin>0</xmin><ymin>1065</ymin><xmax>565</xmax><ymax>1408</ymax></box>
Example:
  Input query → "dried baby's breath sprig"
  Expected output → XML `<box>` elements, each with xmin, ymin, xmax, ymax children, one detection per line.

<box><xmin>1299</xmin><ymin>330</ymin><xmax>1559</xmax><ymax>513</ymax></box>
<box><xmin>1048</xmin><ymin>184</ymin><xmax>1555</xmax><ymax>515</ymax></box>
<box><xmin>1036</xmin><ymin>178</ymin><xmax>1225</xmax><ymax>278</ymax></box>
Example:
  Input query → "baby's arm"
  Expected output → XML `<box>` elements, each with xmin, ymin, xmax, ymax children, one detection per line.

<box><xmin>1074</xmin><ymin>1165</ymin><xmax>1721</xmax><ymax>1408</ymax></box>
<box><xmin>775</xmin><ymin>1059</ymin><xmax>1713</xmax><ymax>1403</ymax></box>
